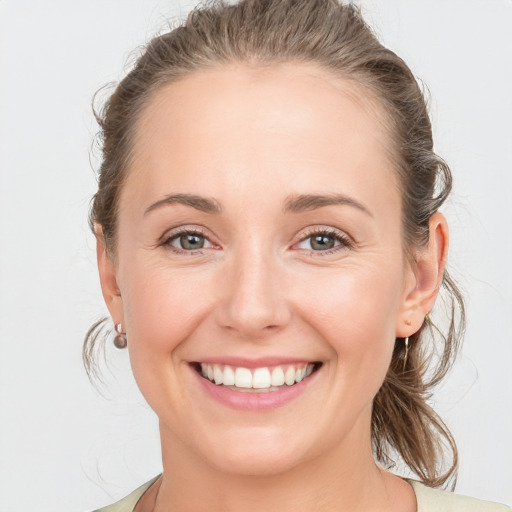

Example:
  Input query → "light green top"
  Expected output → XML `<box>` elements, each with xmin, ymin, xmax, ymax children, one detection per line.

<box><xmin>92</xmin><ymin>475</ymin><xmax>511</xmax><ymax>512</ymax></box>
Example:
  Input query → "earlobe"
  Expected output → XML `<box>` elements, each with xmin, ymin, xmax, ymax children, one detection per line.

<box><xmin>95</xmin><ymin>224</ymin><xmax>124</xmax><ymax>323</ymax></box>
<box><xmin>396</xmin><ymin>212</ymin><xmax>449</xmax><ymax>338</ymax></box>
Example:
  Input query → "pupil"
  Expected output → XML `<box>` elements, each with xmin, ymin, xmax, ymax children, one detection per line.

<box><xmin>311</xmin><ymin>235</ymin><xmax>334</xmax><ymax>250</ymax></box>
<box><xmin>181</xmin><ymin>234</ymin><xmax>204</xmax><ymax>250</ymax></box>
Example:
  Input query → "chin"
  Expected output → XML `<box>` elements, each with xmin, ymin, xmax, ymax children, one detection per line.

<box><xmin>209</xmin><ymin>449</ymin><xmax>302</xmax><ymax>477</ymax></box>
<box><xmin>194</xmin><ymin>426</ymin><xmax>310</xmax><ymax>477</ymax></box>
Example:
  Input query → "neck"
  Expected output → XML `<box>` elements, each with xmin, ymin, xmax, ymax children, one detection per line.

<box><xmin>149</xmin><ymin>417</ymin><xmax>412</xmax><ymax>512</ymax></box>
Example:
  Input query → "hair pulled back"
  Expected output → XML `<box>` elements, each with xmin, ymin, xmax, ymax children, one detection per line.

<box><xmin>85</xmin><ymin>0</ymin><xmax>465</xmax><ymax>488</ymax></box>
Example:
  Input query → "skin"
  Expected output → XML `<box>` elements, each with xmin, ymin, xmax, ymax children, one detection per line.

<box><xmin>97</xmin><ymin>62</ymin><xmax>448</xmax><ymax>512</ymax></box>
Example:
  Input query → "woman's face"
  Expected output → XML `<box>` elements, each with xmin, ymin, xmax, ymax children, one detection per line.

<box><xmin>101</xmin><ymin>63</ymin><xmax>425</xmax><ymax>475</ymax></box>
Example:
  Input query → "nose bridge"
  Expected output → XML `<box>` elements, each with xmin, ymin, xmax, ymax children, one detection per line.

<box><xmin>217</xmin><ymin>237</ymin><xmax>290</xmax><ymax>337</ymax></box>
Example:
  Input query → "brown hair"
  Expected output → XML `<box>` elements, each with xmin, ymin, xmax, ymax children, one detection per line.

<box><xmin>85</xmin><ymin>0</ymin><xmax>465</xmax><ymax>488</ymax></box>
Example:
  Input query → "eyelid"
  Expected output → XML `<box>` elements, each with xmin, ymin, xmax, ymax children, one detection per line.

<box><xmin>157</xmin><ymin>224</ymin><xmax>353</xmax><ymax>255</ymax></box>
<box><xmin>160</xmin><ymin>225</ymin><xmax>218</xmax><ymax>253</ymax></box>
<box><xmin>293</xmin><ymin>226</ymin><xmax>354</xmax><ymax>253</ymax></box>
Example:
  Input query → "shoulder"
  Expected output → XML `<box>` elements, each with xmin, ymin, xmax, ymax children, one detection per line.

<box><xmin>88</xmin><ymin>476</ymin><xmax>511</xmax><ymax>512</ymax></box>
<box><xmin>410</xmin><ymin>480</ymin><xmax>511</xmax><ymax>512</ymax></box>
<box><xmin>90</xmin><ymin>475</ymin><xmax>161</xmax><ymax>512</ymax></box>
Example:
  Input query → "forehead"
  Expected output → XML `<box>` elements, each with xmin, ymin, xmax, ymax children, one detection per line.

<box><xmin>123</xmin><ymin>62</ymin><xmax>399</xmax><ymax>215</ymax></box>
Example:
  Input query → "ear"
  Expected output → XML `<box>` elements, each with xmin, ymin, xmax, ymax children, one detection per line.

<box><xmin>396</xmin><ymin>212</ymin><xmax>449</xmax><ymax>338</ymax></box>
<box><xmin>95</xmin><ymin>224</ymin><xmax>124</xmax><ymax>325</ymax></box>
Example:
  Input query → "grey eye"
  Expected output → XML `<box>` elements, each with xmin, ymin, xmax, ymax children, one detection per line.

<box><xmin>166</xmin><ymin>232</ymin><xmax>211</xmax><ymax>251</ymax></box>
<box><xmin>309</xmin><ymin>234</ymin><xmax>336</xmax><ymax>250</ymax></box>
<box><xmin>164</xmin><ymin>229</ymin><xmax>214</xmax><ymax>252</ymax></box>
<box><xmin>177</xmin><ymin>233</ymin><xmax>205</xmax><ymax>250</ymax></box>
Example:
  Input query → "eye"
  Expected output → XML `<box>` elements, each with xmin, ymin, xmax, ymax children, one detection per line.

<box><xmin>164</xmin><ymin>229</ymin><xmax>213</xmax><ymax>252</ymax></box>
<box><xmin>307</xmin><ymin>233</ymin><xmax>337</xmax><ymax>251</ymax></box>
<box><xmin>295</xmin><ymin>228</ymin><xmax>352</xmax><ymax>253</ymax></box>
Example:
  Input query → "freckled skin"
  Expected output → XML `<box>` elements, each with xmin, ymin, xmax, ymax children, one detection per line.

<box><xmin>97</xmin><ymin>63</ymin><xmax>447</xmax><ymax>512</ymax></box>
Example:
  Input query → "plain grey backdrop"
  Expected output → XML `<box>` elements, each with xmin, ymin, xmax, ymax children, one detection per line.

<box><xmin>1</xmin><ymin>1</ymin><xmax>511</xmax><ymax>510</ymax></box>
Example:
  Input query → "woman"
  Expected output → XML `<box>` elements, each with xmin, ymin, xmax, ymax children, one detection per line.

<box><xmin>83</xmin><ymin>1</ymin><xmax>510</xmax><ymax>511</ymax></box>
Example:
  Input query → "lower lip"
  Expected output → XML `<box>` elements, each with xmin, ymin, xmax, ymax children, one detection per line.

<box><xmin>192</xmin><ymin>367</ymin><xmax>318</xmax><ymax>411</ymax></box>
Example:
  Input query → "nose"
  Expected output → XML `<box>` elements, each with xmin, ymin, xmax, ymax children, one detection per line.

<box><xmin>215</xmin><ymin>244</ymin><xmax>291</xmax><ymax>340</ymax></box>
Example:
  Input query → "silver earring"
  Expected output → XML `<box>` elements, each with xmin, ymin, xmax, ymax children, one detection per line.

<box><xmin>113</xmin><ymin>323</ymin><xmax>127</xmax><ymax>349</ymax></box>
<box><xmin>403</xmin><ymin>337</ymin><xmax>409</xmax><ymax>370</ymax></box>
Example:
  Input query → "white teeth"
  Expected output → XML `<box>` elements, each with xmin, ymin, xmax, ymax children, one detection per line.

<box><xmin>198</xmin><ymin>362</ymin><xmax>316</xmax><ymax>390</ymax></box>
<box><xmin>296</xmin><ymin>367</ymin><xmax>306</xmax><ymax>382</ymax></box>
<box><xmin>213</xmin><ymin>364</ymin><xmax>223</xmax><ymax>385</ymax></box>
<box><xmin>271</xmin><ymin>367</ymin><xmax>285</xmax><ymax>386</ymax></box>
<box><xmin>234</xmin><ymin>367</ymin><xmax>253</xmax><ymax>388</ymax></box>
<box><xmin>253</xmin><ymin>368</ymin><xmax>271</xmax><ymax>389</ymax></box>
<box><xmin>284</xmin><ymin>366</ymin><xmax>296</xmax><ymax>386</ymax></box>
<box><xmin>223</xmin><ymin>365</ymin><xmax>235</xmax><ymax>386</ymax></box>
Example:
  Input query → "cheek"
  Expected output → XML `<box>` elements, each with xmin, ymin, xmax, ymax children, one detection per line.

<box><xmin>118</xmin><ymin>259</ymin><xmax>219</xmax><ymax>412</ymax></box>
<box><xmin>125</xmin><ymin>273</ymin><xmax>210</xmax><ymax>346</ymax></box>
<box><xmin>118</xmin><ymin>251</ymin><xmax>217</xmax><ymax>371</ymax></box>
<box><xmin>297</xmin><ymin>264</ymin><xmax>402</xmax><ymax>381</ymax></box>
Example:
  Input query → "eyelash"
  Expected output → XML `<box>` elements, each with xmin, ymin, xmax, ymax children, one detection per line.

<box><xmin>161</xmin><ymin>227</ymin><xmax>212</xmax><ymax>255</ymax></box>
<box><xmin>297</xmin><ymin>227</ymin><xmax>353</xmax><ymax>255</ymax></box>
<box><xmin>161</xmin><ymin>227</ymin><xmax>353</xmax><ymax>256</ymax></box>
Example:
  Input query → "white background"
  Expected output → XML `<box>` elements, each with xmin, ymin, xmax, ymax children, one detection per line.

<box><xmin>0</xmin><ymin>1</ymin><xmax>511</xmax><ymax>510</ymax></box>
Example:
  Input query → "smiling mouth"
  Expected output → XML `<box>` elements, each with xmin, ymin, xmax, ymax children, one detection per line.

<box><xmin>191</xmin><ymin>362</ymin><xmax>322</xmax><ymax>392</ymax></box>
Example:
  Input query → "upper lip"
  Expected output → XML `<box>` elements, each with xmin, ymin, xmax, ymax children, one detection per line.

<box><xmin>191</xmin><ymin>357</ymin><xmax>319</xmax><ymax>368</ymax></box>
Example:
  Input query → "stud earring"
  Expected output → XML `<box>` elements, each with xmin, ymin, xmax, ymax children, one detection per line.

<box><xmin>113</xmin><ymin>323</ymin><xmax>127</xmax><ymax>349</ymax></box>
<box><xmin>403</xmin><ymin>337</ymin><xmax>409</xmax><ymax>371</ymax></box>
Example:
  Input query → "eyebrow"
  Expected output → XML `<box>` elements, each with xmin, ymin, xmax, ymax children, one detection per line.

<box><xmin>284</xmin><ymin>193</ymin><xmax>372</xmax><ymax>217</ymax></box>
<box><xmin>144</xmin><ymin>193</ymin><xmax>223</xmax><ymax>216</ymax></box>
<box><xmin>143</xmin><ymin>192</ymin><xmax>371</xmax><ymax>217</ymax></box>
